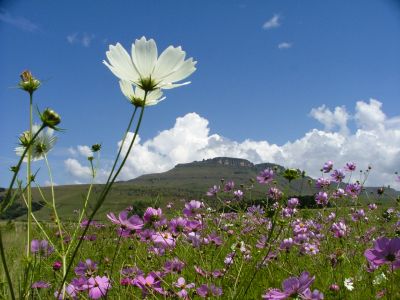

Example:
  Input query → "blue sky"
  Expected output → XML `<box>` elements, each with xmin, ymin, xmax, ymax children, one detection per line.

<box><xmin>1</xmin><ymin>0</ymin><xmax>400</xmax><ymax>188</ymax></box>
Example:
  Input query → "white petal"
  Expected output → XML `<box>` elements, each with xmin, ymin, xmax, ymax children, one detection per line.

<box><xmin>153</xmin><ymin>46</ymin><xmax>185</xmax><ymax>80</ymax></box>
<box><xmin>160</xmin><ymin>58</ymin><xmax>197</xmax><ymax>84</ymax></box>
<box><xmin>104</xmin><ymin>43</ymin><xmax>140</xmax><ymax>82</ymax></box>
<box><xmin>119</xmin><ymin>80</ymin><xmax>135</xmax><ymax>100</ymax></box>
<box><xmin>159</xmin><ymin>81</ymin><xmax>191</xmax><ymax>89</ymax></box>
<box><xmin>132</xmin><ymin>37</ymin><xmax>158</xmax><ymax>78</ymax></box>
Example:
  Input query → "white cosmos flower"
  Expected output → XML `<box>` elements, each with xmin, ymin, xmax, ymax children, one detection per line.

<box><xmin>119</xmin><ymin>80</ymin><xmax>165</xmax><ymax>107</ymax></box>
<box><xmin>103</xmin><ymin>36</ymin><xmax>197</xmax><ymax>91</ymax></box>
<box><xmin>343</xmin><ymin>278</ymin><xmax>354</xmax><ymax>291</ymax></box>
<box><xmin>15</xmin><ymin>124</ymin><xmax>57</xmax><ymax>162</ymax></box>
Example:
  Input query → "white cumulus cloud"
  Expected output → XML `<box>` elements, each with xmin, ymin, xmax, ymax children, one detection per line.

<box><xmin>310</xmin><ymin>105</ymin><xmax>350</xmax><ymax>135</ymax></box>
<box><xmin>65</xmin><ymin>100</ymin><xmax>400</xmax><ymax>189</ymax></box>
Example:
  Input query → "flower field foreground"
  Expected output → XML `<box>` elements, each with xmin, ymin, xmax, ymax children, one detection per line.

<box><xmin>2</xmin><ymin>163</ymin><xmax>400</xmax><ymax>299</ymax></box>
<box><xmin>0</xmin><ymin>37</ymin><xmax>399</xmax><ymax>299</ymax></box>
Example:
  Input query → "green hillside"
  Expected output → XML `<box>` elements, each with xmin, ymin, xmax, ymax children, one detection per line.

<box><xmin>1</xmin><ymin>157</ymin><xmax>398</xmax><ymax>220</ymax></box>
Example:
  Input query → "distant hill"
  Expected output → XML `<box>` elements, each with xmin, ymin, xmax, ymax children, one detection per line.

<box><xmin>0</xmin><ymin>157</ymin><xmax>398</xmax><ymax>220</ymax></box>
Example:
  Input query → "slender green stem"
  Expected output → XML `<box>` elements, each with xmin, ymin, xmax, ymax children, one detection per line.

<box><xmin>26</xmin><ymin>93</ymin><xmax>33</xmax><ymax>259</ymax></box>
<box><xmin>58</xmin><ymin>95</ymin><xmax>147</xmax><ymax>295</ymax></box>
<box><xmin>105</xmin><ymin>106</ymin><xmax>138</xmax><ymax>185</ymax></box>
<box><xmin>0</xmin><ymin>229</ymin><xmax>15</xmax><ymax>300</ymax></box>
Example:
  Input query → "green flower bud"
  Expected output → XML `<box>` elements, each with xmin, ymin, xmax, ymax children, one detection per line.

<box><xmin>283</xmin><ymin>168</ymin><xmax>300</xmax><ymax>182</ymax></box>
<box><xmin>40</xmin><ymin>108</ymin><xmax>61</xmax><ymax>129</ymax></box>
<box><xmin>10</xmin><ymin>165</ymin><xmax>19</xmax><ymax>173</ymax></box>
<box><xmin>19</xmin><ymin>70</ymin><xmax>41</xmax><ymax>94</ymax></box>
<box><xmin>91</xmin><ymin>144</ymin><xmax>101</xmax><ymax>152</ymax></box>
<box><xmin>18</xmin><ymin>131</ymin><xmax>31</xmax><ymax>147</ymax></box>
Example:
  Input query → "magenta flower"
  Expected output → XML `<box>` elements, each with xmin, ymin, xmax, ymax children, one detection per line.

<box><xmin>330</xmin><ymin>169</ymin><xmax>345</xmax><ymax>182</ymax></box>
<box><xmin>30</xmin><ymin>239</ymin><xmax>54</xmax><ymax>257</ymax></box>
<box><xmin>204</xmin><ymin>231</ymin><xmax>223</xmax><ymax>246</ymax></box>
<box><xmin>196</xmin><ymin>284</ymin><xmax>223</xmax><ymax>298</ymax></box>
<box><xmin>287</xmin><ymin>198</ymin><xmax>299</xmax><ymax>209</ymax></box>
<box><xmin>322</xmin><ymin>160</ymin><xmax>333</xmax><ymax>173</ymax></box>
<box><xmin>83</xmin><ymin>276</ymin><xmax>111</xmax><ymax>299</ymax></box>
<box><xmin>364</xmin><ymin>237</ymin><xmax>400</xmax><ymax>269</ymax></box>
<box><xmin>134</xmin><ymin>274</ymin><xmax>165</xmax><ymax>297</ymax></box>
<box><xmin>331</xmin><ymin>221</ymin><xmax>347</xmax><ymax>238</ymax></box>
<box><xmin>262</xmin><ymin>272</ymin><xmax>316</xmax><ymax>299</ymax></box>
<box><xmin>280</xmin><ymin>238</ymin><xmax>294</xmax><ymax>252</ymax></box>
<box><xmin>224</xmin><ymin>180</ymin><xmax>235</xmax><ymax>192</ymax></box>
<box><xmin>53</xmin><ymin>260</ymin><xmax>62</xmax><ymax>271</ymax></box>
<box><xmin>31</xmin><ymin>281</ymin><xmax>51</xmax><ymax>289</ymax></box>
<box><xmin>143</xmin><ymin>207</ymin><xmax>163</xmax><ymax>224</ymax></box>
<box><xmin>164</xmin><ymin>258</ymin><xmax>185</xmax><ymax>273</ymax></box>
<box><xmin>332</xmin><ymin>188</ymin><xmax>346</xmax><ymax>198</ymax></box>
<box><xmin>315</xmin><ymin>177</ymin><xmax>330</xmax><ymax>189</ymax></box>
<box><xmin>183</xmin><ymin>200</ymin><xmax>203</xmax><ymax>217</ymax></box>
<box><xmin>206</xmin><ymin>185</ymin><xmax>220</xmax><ymax>196</ymax></box>
<box><xmin>174</xmin><ymin>277</ymin><xmax>195</xmax><ymax>298</ymax></box>
<box><xmin>345</xmin><ymin>162</ymin><xmax>356</xmax><ymax>171</ymax></box>
<box><xmin>75</xmin><ymin>259</ymin><xmax>98</xmax><ymax>277</ymax></box>
<box><xmin>345</xmin><ymin>182</ymin><xmax>361</xmax><ymax>198</ymax></box>
<box><xmin>257</xmin><ymin>168</ymin><xmax>274</xmax><ymax>184</ymax></box>
<box><xmin>268</xmin><ymin>187</ymin><xmax>283</xmax><ymax>201</ymax></box>
<box><xmin>233</xmin><ymin>189</ymin><xmax>244</xmax><ymax>200</ymax></box>
<box><xmin>107</xmin><ymin>211</ymin><xmax>143</xmax><ymax>236</ymax></box>
<box><xmin>169</xmin><ymin>217</ymin><xmax>188</xmax><ymax>235</ymax></box>
<box><xmin>315</xmin><ymin>191</ymin><xmax>328</xmax><ymax>206</ymax></box>
<box><xmin>152</xmin><ymin>231</ymin><xmax>176</xmax><ymax>248</ymax></box>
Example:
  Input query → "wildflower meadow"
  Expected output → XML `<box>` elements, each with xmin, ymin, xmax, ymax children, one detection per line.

<box><xmin>0</xmin><ymin>37</ymin><xmax>399</xmax><ymax>300</ymax></box>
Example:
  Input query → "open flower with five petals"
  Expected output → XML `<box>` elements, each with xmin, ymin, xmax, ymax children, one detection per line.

<box><xmin>104</xmin><ymin>36</ymin><xmax>196</xmax><ymax>92</ymax></box>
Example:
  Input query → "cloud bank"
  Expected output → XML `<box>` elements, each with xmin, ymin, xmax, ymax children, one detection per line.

<box><xmin>65</xmin><ymin>99</ymin><xmax>400</xmax><ymax>189</ymax></box>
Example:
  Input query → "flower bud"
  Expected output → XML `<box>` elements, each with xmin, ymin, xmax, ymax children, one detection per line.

<box><xmin>40</xmin><ymin>108</ymin><xmax>61</xmax><ymax>129</ymax></box>
<box><xmin>91</xmin><ymin>144</ymin><xmax>101</xmax><ymax>152</ymax></box>
<box><xmin>18</xmin><ymin>131</ymin><xmax>31</xmax><ymax>147</ymax></box>
<box><xmin>19</xmin><ymin>70</ymin><xmax>41</xmax><ymax>94</ymax></box>
<box><xmin>53</xmin><ymin>261</ymin><xmax>62</xmax><ymax>271</ymax></box>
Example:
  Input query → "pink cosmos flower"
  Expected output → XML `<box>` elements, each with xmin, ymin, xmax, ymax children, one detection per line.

<box><xmin>262</xmin><ymin>272</ymin><xmax>319</xmax><ymax>300</ymax></box>
<box><xmin>224</xmin><ymin>180</ymin><xmax>235</xmax><ymax>192</ymax></box>
<box><xmin>364</xmin><ymin>237</ymin><xmax>400</xmax><ymax>269</ymax></box>
<box><xmin>344</xmin><ymin>162</ymin><xmax>356</xmax><ymax>172</ymax></box>
<box><xmin>183</xmin><ymin>200</ymin><xmax>204</xmax><ymax>217</ymax></box>
<box><xmin>106</xmin><ymin>211</ymin><xmax>143</xmax><ymax>236</ymax></box>
<box><xmin>83</xmin><ymin>276</ymin><xmax>111</xmax><ymax>299</ymax></box>
<box><xmin>196</xmin><ymin>284</ymin><xmax>223</xmax><ymax>298</ymax></box>
<box><xmin>143</xmin><ymin>207</ymin><xmax>163</xmax><ymax>224</ymax></box>
<box><xmin>30</xmin><ymin>239</ymin><xmax>54</xmax><ymax>257</ymax></box>
<box><xmin>31</xmin><ymin>281</ymin><xmax>50</xmax><ymax>289</ymax></box>
<box><xmin>315</xmin><ymin>191</ymin><xmax>328</xmax><ymax>206</ymax></box>
<box><xmin>152</xmin><ymin>231</ymin><xmax>176</xmax><ymax>248</ymax></box>
<box><xmin>206</xmin><ymin>185</ymin><xmax>220</xmax><ymax>196</ymax></box>
<box><xmin>257</xmin><ymin>168</ymin><xmax>274</xmax><ymax>184</ymax></box>
<box><xmin>134</xmin><ymin>273</ymin><xmax>165</xmax><ymax>297</ymax></box>
<box><xmin>174</xmin><ymin>277</ymin><xmax>195</xmax><ymax>299</ymax></box>
<box><xmin>331</xmin><ymin>221</ymin><xmax>347</xmax><ymax>238</ymax></box>
<box><xmin>322</xmin><ymin>160</ymin><xmax>333</xmax><ymax>173</ymax></box>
